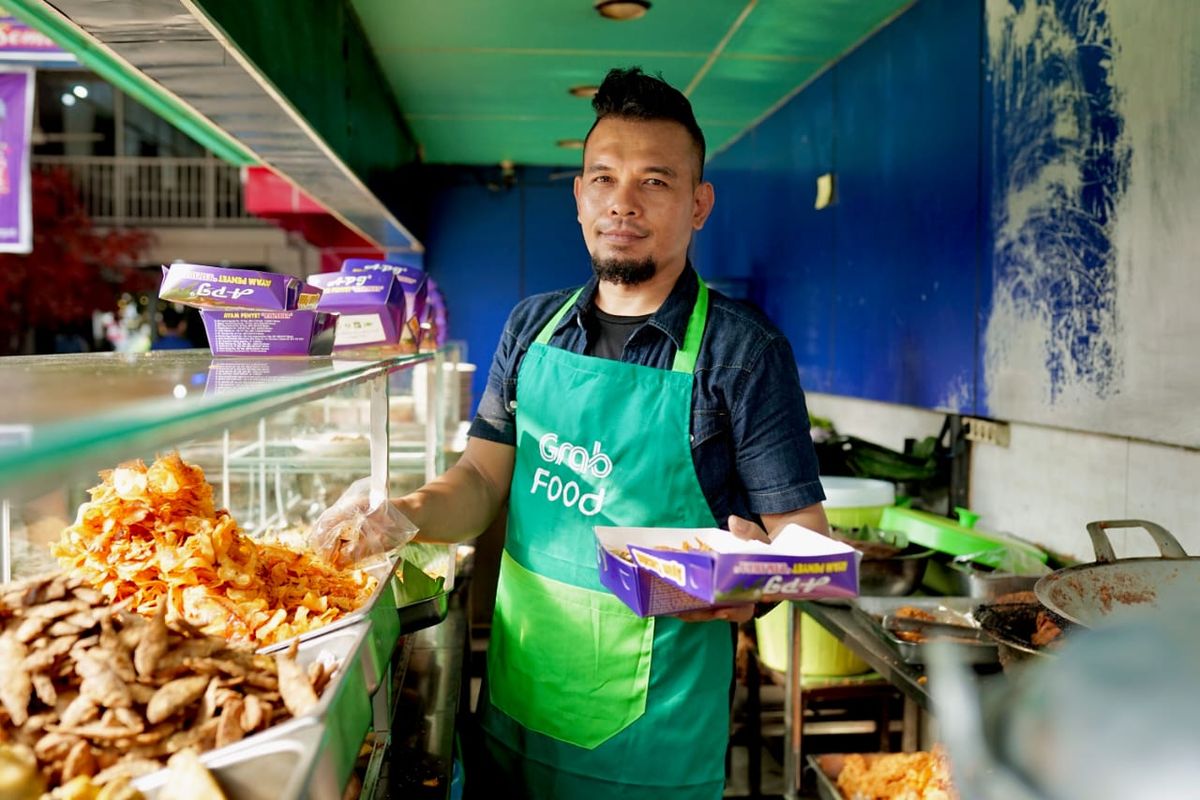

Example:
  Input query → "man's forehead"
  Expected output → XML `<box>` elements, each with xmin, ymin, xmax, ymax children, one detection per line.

<box><xmin>583</xmin><ymin>118</ymin><xmax>702</xmax><ymax>176</ymax></box>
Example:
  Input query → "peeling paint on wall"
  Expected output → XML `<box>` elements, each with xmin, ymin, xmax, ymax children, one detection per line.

<box><xmin>984</xmin><ymin>0</ymin><xmax>1130</xmax><ymax>407</ymax></box>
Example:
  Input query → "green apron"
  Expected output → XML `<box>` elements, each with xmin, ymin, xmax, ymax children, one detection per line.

<box><xmin>482</xmin><ymin>276</ymin><xmax>732</xmax><ymax>799</ymax></box>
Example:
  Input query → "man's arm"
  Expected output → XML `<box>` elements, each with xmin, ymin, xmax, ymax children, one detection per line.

<box><xmin>760</xmin><ymin>504</ymin><xmax>829</xmax><ymax>538</ymax></box>
<box><xmin>396</xmin><ymin>437</ymin><xmax>515</xmax><ymax>544</ymax></box>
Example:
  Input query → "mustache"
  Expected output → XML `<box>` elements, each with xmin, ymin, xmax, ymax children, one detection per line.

<box><xmin>598</xmin><ymin>223</ymin><xmax>649</xmax><ymax>236</ymax></box>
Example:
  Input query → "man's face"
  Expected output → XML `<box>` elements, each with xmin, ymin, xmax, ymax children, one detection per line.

<box><xmin>574</xmin><ymin>117</ymin><xmax>714</xmax><ymax>284</ymax></box>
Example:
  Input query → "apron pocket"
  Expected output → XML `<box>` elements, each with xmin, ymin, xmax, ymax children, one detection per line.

<box><xmin>489</xmin><ymin>550</ymin><xmax>655</xmax><ymax>750</ymax></box>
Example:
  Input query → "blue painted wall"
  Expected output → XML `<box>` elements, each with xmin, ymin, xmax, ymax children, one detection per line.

<box><xmin>423</xmin><ymin>167</ymin><xmax>582</xmax><ymax>406</ymax></box>
<box><xmin>696</xmin><ymin>0</ymin><xmax>983</xmax><ymax>412</ymax></box>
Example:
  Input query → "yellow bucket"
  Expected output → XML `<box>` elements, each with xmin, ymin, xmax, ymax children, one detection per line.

<box><xmin>756</xmin><ymin>604</ymin><xmax>870</xmax><ymax>675</ymax></box>
<box><xmin>753</xmin><ymin>476</ymin><xmax>892</xmax><ymax>676</ymax></box>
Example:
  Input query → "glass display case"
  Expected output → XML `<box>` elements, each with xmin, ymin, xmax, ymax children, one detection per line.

<box><xmin>0</xmin><ymin>348</ymin><xmax>464</xmax><ymax>799</ymax></box>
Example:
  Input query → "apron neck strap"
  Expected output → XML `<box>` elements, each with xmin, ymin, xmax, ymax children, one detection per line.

<box><xmin>533</xmin><ymin>273</ymin><xmax>710</xmax><ymax>375</ymax></box>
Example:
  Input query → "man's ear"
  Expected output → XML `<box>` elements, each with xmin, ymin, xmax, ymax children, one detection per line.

<box><xmin>692</xmin><ymin>181</ymin><xmax>715</xmax><ymax>230</ymax></box>
<box><xmin>574</xmin><ymin>173</ymin><xmax>583</xmax><ymax>223</ymax></box>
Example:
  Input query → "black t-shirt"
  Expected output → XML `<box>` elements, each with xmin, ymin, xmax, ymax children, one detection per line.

<box><xmin>584</xmin><ymin>305</ymin><xmax>652</xmax><ymax>361</ymax></box>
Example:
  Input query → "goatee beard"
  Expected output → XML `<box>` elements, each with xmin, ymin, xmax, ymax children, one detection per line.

<box><xmin>591</xmin><ymin>255</ymin><xmax>657</xmax><ymax>286</ymax></box>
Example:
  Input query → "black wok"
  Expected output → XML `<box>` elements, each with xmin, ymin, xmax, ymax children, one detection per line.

<box><xmin>1035</xmin><ymin>520</ymin><xmax>1200</xmax><ymax>628</ymax></box>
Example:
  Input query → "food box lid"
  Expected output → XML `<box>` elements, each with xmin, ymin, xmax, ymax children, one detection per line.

<box><xmin>160</xmin><ymin>263</ymin><xmax>315</xmax><ymax>311</ymax></box>
<box><xmin>879</xmin><ymin>507</ymin><xmax>1047</xmax><ymax>568</ymax></box>
<box><xmin>820</xmin><ymin>476</ymin><xmax>895</xmax><ymax>509</ymax></box>
<box><xmin>307</xmin><ymin>271</ymin><xmax>407</xmax><ymax>312</ymax></box>
<box><xmin>594</xmin><ymin>524</ymin><xmax>861</xmax><ymax>617</ymax></box>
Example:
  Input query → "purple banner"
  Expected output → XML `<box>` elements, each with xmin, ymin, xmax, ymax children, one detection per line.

<box><xmin>0</xmin><ymin>67</ymin><xmax>32</xmax><ymax>253</ymax></box>
<box><xmin>0</xmin><ymin>18</ymin><xmax>69</xmax><ymax>60</ymax></box>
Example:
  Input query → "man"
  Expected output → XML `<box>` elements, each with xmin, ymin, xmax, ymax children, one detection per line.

<box><xmin>151</xmin><ymin>305</ymin><xmax>193</xmax><ymax>350</ymax></box>
<box><xmin>387</xmin><ymin>68</ymin><xmax>824</xmax><ymax>798</ymax></box>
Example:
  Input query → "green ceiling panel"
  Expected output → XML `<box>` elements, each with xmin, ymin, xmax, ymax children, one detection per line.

<box><xmin>347</xmin><ymin>0</ymin><xmax>915</xmax><ymax>166</ymax></box>
<box><xmin>723</xmin><ymin>0</ymin><xmax>916</xmax><ymax>60</ymax></box>
<box><xmin>376</xmin><ymin>52</ymin><xmax>704</xmax><ymax>119</ymax></box>
<box><xmin>688</xmin><ymin>59</ymin><xmax>823</xmax><ymax>127</ymax></box>
<box><xmin>351</xmin><ymin>0</ymin><xmax>743</xmax><ymax>55</ymax></box>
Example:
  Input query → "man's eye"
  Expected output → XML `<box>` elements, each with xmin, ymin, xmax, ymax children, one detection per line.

<box><xmin>645</xmin><ymin>179</ymin><xmax>667</xmax><ymax>187</ymax></box>
<box><xmin>593</xmin><ymin>175</ymin><xmax>613</xmax><ymax>183</ymax></box>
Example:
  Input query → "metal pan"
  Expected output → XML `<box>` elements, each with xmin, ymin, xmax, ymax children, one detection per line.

<box><xmin>1035</xmin><ymin>520</ymin><xmax>1200</xmax><ymax>628</ymax></box>
<box><xmin>974</xmin><ymin>601</ymin><xmax>1054</xmax><ymax>670</ymax></box>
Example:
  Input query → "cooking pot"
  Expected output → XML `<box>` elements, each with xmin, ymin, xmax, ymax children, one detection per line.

<box><xmin>1035</xmin><ymin>519</ymin><xmax>1200</xmax><ymax>628</ymax></box>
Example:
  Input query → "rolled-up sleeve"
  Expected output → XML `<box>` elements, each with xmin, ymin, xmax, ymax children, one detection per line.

<box><xmin>731</xmin><ymin>336</ymin><xmax>825</xmax><ymax>515</ymax></box>
<box><xmin>467</xmin><ymin>315</ymin><xmax>520</xmax><ymax>446</ymax></box>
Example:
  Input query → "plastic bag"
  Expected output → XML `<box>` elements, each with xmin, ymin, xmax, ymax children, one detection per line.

<box><xmin>309</xmin><ymin>477</ymin><xmax>418</xmax><ymax>568</ymax></box>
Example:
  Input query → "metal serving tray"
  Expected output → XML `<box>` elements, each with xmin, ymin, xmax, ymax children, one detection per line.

<box><xmin>134</xmin><ymin>619</ymin><xmax>374</xmax><ymax>800</ymax></box>
<box><xmin>258</xmin><ymin>550</ymin><xmax>404</xmax><ymax>655</ymax></box>
<box><xmin>260</xmin><ymin>552</ymin><xmax>448</xmax><ymax>685</ymax></box>
<box><xmin>139</xmin><ymin>724</ymin><xmax>324</xmax><ymax>800</ymax></box>
<box><xmin>852</xmin><ymin>597</ymin><xmax>999</xmax><ymax>666</ymax></box>
<box><xmin>807</xmin><ymin>753</ymin><xmax>849</xmax><ymax>800</ymax></box>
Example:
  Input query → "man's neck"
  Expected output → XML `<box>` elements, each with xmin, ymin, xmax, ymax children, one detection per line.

<box><xmin>594</xmin><ymin>261</ymin><xmax>686</xmax><ymax>316</ymax></box>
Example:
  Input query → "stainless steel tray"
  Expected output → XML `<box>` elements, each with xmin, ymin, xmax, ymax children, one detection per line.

<box><xmin>139</xmin><ymin>724</ymin><xmax>324</xmax><ymax>800</ymax></box>
<box><xmin>852</xmin><ymin>597</ymin><xmax>999</xmax><ymax>666</ymax></box>
<box><xmin>807</xmin><ymin>753</ymin><xmax>848</xmax><ymax>800</ymax></box>
<box><xmin>258</xmin><ymin>549</ymin><xmax>404</xmax><ymax>656</ymax></box>
<box><xmin>261</xmin><ymin>553</ymin><xmax>448</xmax><ymax>690</ymax></box>
<box><xmin>134</xmin><ymin>619</ymin><xmax>374</xmax><ymax>800</ymax></box>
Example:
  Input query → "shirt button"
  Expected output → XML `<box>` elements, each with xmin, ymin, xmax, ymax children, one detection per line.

<box><xmin>689</xmin><ymin>434</ymin><xmax>695</xmax><ymax>443</ymax></box>
<box><xmin>507</xmin><ymin>400</ymin><xmax>518</xmax><ymax>413</ymax></box>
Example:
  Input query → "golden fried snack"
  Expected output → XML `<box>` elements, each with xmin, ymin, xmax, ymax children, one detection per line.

<box><xmin>52</xmin><ymin>454</ymin><xmax>376</xmax><ymax>647</ymax></box>
<box><xmin>835</xmin><ymin>746</ymin><xmax>957</xmax><ymax>800</ymax></box>
<box><xmin>0</xmin><ymin>573</ymin><xmax>325</xmax><ymax>795</ymax></box>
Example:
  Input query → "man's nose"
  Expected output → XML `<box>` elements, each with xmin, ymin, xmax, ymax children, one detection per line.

<box><xmin>609</xmin><ymin>183</ymin><xmax>640</xmax><ymax>216</ymax></box>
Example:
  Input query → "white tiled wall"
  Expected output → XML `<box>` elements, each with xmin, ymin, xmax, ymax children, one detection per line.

<box><xmin>807</xmin><ymin>392</ymin><xmax>1200</xmax><ymax>562</ymax></box>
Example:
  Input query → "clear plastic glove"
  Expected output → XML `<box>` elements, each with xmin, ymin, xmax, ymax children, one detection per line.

<box><xmin>308</xmin><ymin>477</ymin><xmax>418</xmax><ymax>568</ymax></box>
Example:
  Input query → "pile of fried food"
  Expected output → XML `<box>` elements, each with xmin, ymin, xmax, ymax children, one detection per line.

<box><xmin>52</xmin><ymin>454</ymin><xmax>376</xmax><ymax>647</ymax></box>
<box><xmin>835</xmin><ymin>746</ymin><xmax>958</xmax><ymax>800</ymax></box>
<box><xmin>0</xmin><ymin>573</ymin><xmax>333</xmax><ymax>796</ymax></box>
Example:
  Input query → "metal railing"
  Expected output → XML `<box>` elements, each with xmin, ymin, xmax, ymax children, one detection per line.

<box><xmin>32</xmin><ymin>155</ymin><xmax>260</xmax><ymax>227</ymax></box>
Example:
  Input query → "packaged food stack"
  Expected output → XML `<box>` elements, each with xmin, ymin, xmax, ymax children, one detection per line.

<box><xmin>309</xmin><ymin>259</ymin><xmax>428</xmax><ymax>352</ymax></box>
<box><xmin>158</xmin><ymin>264</ymin><xmax>332</xmax><ymax>356</ymax></box>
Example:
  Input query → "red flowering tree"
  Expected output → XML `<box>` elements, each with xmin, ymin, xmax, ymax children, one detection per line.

<box><xmin>0</xmin><ymin>167</ymin><xmax>153</xmax><ymax>354</ymax></box>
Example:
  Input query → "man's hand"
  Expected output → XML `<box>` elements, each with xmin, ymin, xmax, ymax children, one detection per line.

<box><xmin>673</xmin><ymin>515</ymin><xmax>771</xmax><ymax>623</ymax></box>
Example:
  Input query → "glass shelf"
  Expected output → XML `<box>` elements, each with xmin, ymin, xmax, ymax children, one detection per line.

<box><xmin>0</xmin><ymin>350</ymin><xmax>430</xmax><ymax>501</ymax></box>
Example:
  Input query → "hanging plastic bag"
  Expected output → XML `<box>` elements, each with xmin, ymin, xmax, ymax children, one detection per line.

<box><xmin>309</xmin><ymin>477</ymin><xmax>418</xmax><ymax>568</ymax></box>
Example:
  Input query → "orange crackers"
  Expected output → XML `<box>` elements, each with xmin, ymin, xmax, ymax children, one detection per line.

<box><xmin>52</xmin><ymin>453</ymin><xmax>376</xmax><ymax>647</ymax></box>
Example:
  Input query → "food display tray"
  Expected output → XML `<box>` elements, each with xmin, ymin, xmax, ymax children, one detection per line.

<box><xmin>808</xmin><ymin>753</ymin><xmax>849</xmax><ymax>800</ymax></box>
<box><xmin>258</xmin><ymin>550</ymin><xmax>404</xmax><ymax>655</ymax></box>
<box><xmin>852</xmin><ymin>597</ymin><xmax>999</xmax><ymax>666</ymax></box>
<box><xmin>134</xmin><ymin>619</ymin><xmax>374</xmax><ymax>800</ymax></box>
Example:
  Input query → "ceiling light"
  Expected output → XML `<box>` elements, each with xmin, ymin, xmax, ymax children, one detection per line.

<box><xmin>568</xmin><ymin>85</ymin><xmax>599</xmax><ymax>99</ymax></box>
<box><xmin>557</xmin><ymin>139</ymin><xmax>585</xmax><ymax>150</ymax></box>
<box><xmin>594</xmin><ymin>1</ymin><xmax>651</xmax><ymax>21</ymax></box>
<box><xmin>72</xmin><ymin>84</ymin><xmax>89</xmax><ymax>99</ymax></box>
<box><xmin>60</xmin><ymin>92</ymin><xmax>76</xmax><ymax>107</ymax></box>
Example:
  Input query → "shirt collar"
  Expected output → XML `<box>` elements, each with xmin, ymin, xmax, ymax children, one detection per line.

<box><xmin>556</xmin><ymin>264</ymin><xmax>699</xmax><ymax>350</ymax></box>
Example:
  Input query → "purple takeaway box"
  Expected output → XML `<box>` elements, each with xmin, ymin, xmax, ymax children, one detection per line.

<box><xmin>339</xmin><ymin>259</ymin><xmax>428</xmax><ymax>350</ymax></box>
<box><xmin>594</xmin><ymin>525</ymin><xmax>861</xmax><ymax>618</ymax></box>
<box><xmin>306</xmin><ymin>270</ymin><xmax>406</xmax><ymax>350</ymax></box>
<box><xmin>158</xmin><ymin>264</ymin><xmax>334</xmax><ymax>356</ymax></box>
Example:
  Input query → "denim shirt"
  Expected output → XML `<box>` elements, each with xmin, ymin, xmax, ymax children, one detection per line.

<box><xmin>468</xmin><ymin>266</ymin><xmax>825</xmax><ymax>527</ymax></box>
